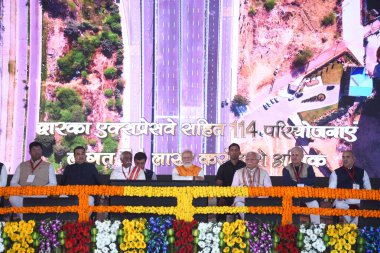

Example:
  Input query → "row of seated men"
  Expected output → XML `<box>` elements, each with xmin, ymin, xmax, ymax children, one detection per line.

<box><xmin>0</xmin><ymin>142</ymin><xmax>372</xmax><ymax>224</ymax></box>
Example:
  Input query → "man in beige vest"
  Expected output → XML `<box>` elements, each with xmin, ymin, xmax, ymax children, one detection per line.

<box><xmin>10</xmin><ymin>141</ymin><xmax>57</xmax><ymax>219</ymax></box>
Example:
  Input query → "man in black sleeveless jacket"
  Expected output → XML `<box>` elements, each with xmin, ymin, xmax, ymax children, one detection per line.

<box><xmin>329</xmin><ymin>150</ymin><xmax>371</xmax><ymax>224</ymax></box>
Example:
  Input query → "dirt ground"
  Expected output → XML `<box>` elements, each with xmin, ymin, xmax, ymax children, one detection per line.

<box><xmin>238</xmin><ymin>0</ymin><xmax>339</xmax><ymax>97</ymax></box>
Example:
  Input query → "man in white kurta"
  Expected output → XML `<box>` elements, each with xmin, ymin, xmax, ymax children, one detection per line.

<box><xmin>231</xmin><ymin>152</ymin><xmax>272</xmax><ymax>219</ymax></box>
<box><xmin>110</xmin><ymin>151</ymin><xmax>146</xmax><ymax>180</ymax></box>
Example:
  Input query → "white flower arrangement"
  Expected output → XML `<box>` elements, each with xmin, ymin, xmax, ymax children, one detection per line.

<box><xmin>300</xmin><ymin>223</ymin><xmax>326</xmax><ymax>253</ymax></box>
<box><xmin>94</xmin><ymin>220</ymin><xmax>121</xmax><ymax>253</ymax></box>
<box><xmin>0</xmin><ymin>221</ymin><xmax>5</xmax><ymax>253</ymax></box>
<box><xmin>197</xmin><ymin>222</ymin><xmax>222</xmax><ymax>253</ymax></box>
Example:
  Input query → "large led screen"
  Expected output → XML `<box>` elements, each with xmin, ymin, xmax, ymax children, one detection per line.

<box><xmin>1</xmin><ymin>0</ymin><xmax>380</xmax><ymax>177</ymax></box>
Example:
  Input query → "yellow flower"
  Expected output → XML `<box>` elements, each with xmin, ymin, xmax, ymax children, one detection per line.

<box><xmin>119</xmin><ymin>243</ymin><xmax>127</xmax><ymax>251</ymax></box>
<box><xmin>223</xmin><ymin>247</ymin><xmax>230</xmax><ymax>253</ymax></box>
<box><xmin>12</xmin><ymin>243</ymin><xmax>21</xmax><ymax>250</ymax></box>
<box><xmin>335</xmin><ymin>243</ymin><xmax>343</xmax><ymax>251</ymax></box>
<box><xmin>239</xmin><ymin>242</ymin><xmax>246</xmax><ymax>248</ymax></box>
<box><xmin>348</xmin><ymin>236</ymin><xmax>356</xmax><ymax>245</ymax></box>
<box><xmin>344</xmin><ymin>243</ymin><xmax>351</xmax><ymax>250</ymax></box>
<box><xmin>227</xmin><ymin>239</ymin><xmax>235</xmax><ymax>247</ymax></box>
<box><xmin>329</xmin><ymin>238</ymin><xmax>337</xmax><ymax>246</ymax></box>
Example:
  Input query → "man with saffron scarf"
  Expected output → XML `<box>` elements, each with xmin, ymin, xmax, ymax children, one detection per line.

<box><xmin>232</xmin><ymin>151</ymin><xmax>272</xmax><ymax>219</ymax></box>
<box><xmin>172</xmin><ymin>150</ymin><xmax>204</xmax><ymax>180</ymax></box>
<box><xmin>110</xmin><ymin>151</ymin><xmax>145</xmax><ymax>180</ymax></box>
<box><xmin>282</xmin><ymin>146</ymin><xmax>320</xmax><ymax>224</ymax></box>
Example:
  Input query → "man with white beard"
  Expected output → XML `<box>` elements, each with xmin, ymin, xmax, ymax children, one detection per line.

<box><xmin>172</xmin><ymin>150</ymin><xmax>204</xmax><ymax>180</ymax></box>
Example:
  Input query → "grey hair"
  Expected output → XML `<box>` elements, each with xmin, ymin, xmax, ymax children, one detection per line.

<box><xmin>120</xmin><ymin>150</ymin><xmax>132</xmax><ymax>159</ymax></box>
<box><xmin>246</xmin><ymin>151</ymin><xmax>260</xmax><ymax>159</ymax></box>
<box><xmin>290</xmin><ymin>146</ymin><xmax>304</xmax><ymax>155</ymax></box>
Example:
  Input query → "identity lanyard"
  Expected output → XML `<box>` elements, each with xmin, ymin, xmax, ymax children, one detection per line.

<box><xmin>30</xmin><ymin>160</ymin><xmax>43</xmax><ymax>174</ymax></box>
<box><xmin>292</xmin><ymin>164</ymin><xmax>302</xmax><ymax>183</ymax></box>
<box><xmin>244</xmin><ymin>168</ymin><xmax>260</xmax><ymax>186</ymax></box>
<box><xmin>344</xmin><ymin>167</ymin><xmax>355</xmax><ymax>183</ymax></box>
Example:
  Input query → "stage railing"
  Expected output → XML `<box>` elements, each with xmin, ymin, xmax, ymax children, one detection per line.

<box><xmin>0</xmin><ymin>186</ymin><xmax>380</xmax><ymax>224</ymax></box>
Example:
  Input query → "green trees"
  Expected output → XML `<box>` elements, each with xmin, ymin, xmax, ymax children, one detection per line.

<box><xmin>321</xmin><ymin>12</ymin><xmax>335</xmax><ymax>26</ymax></box>
<box><xmin>104</xmin><ymin>13</ymin><xmax>121</xmax><ymax>26</ymax></box>
<box><xmin>77</xmin><ymin>34</ymin><xmax>100</xmax><ymax>58</ymax></box>
<box><xmin>107</xmin><ymin>99</ymin><xmax>115</xmax><ymax>109</ymax></box>
<box><xmin>56</xmin><ymin>87</ymin><xmax>82</xmax><ymax>108</ymax></box>
<box><xmin>46</xmin><ymin>87</ymin><xmax>85</xmax><ymax>122</ymax></box>
<box><xmin>35</xmin><ymin>135</ymin><xmax>56</xmax><ymax>157</ymax></box>
<box><xmin>248</xmin><ymin>7</ymin><xmax>256</xmax><ymax>16</ymax></box>
<box><xmin>53</xmin><ymin>144</ymin><xmax>70</xmax><ymax>163</ymax></box>
<box><xmin>100</xmin><ymin>31</ymin><xmax>123</xmax><ymax>58</ymax></box>
<box><xmin>62</xmin><ymin>135</ymin><xmax>86</xmax><ymax>151</ymax></box>
<box><xmin>104</xmin><ymin>67</ymin><xmax>117</xmax><ymax>79</ymax></box>
<box><xmin>60</xmin><ymin>105</ymin><xmax>86</xmax><ymax>122</ymax></box>
<box><xmin>264</xmin><ymin>0</ymin><xmax>276</xmax><ymax>11</ymax></box>
<box><xmin>64</xmin><ymin>20</ymin><xmax>80</xmax><ymax>40</ymax></box>
<box><xmin>57</xmin><ymin>49</ymin><xmax>86</xmax><ymax>81</ymax></box>
<box><xmin>81</xmin><ymin>71</ymin><xmax>88</xmax><ymax>79</ymax></box>
<box><xmin>102</xmin><ymin>135</ymin><xmax>118</xmax><ymax>153</ymax></box>
<box><xmin>293</xmin><ymin>48</ymin><xmax>314</xmax><ymax>68</ymax></box>
<box><xmin>110</xmin><ymin>23</ymin><xmax>122</xmax><ymax>34</ymax></box>
<box><xmin>40</xmin><ymin>0</ymin><xmax>69</xmax><ymax>18</ymax></box>
<box><xmin>104</xmin><ymin>89</ymin><xmax>113</xmax><ymax>98</ymax></box>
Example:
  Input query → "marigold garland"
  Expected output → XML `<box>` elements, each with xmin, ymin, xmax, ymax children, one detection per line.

<box><xmin>1</xmin><ymin>186</ymin><xmax>380</xmax><ymax>224</ymax></box>
<box><xmin>4</xmin><ymin>220</ymin><xmax>35</xmax><ymax>253</ymax></box>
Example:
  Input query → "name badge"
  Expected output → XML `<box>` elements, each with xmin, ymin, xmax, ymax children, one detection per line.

<box><xmin>26</xmin><ymin>175</ymin><xmax>35</xmax><ymax>183</ymax></box>
<box><xmin>297</xmin><ymin>184</ymin><xmax>304</xmax><ymax>187</ymax></box>
<box><xmin>353</xmin><ymin>183</ymin><xmax>360</xmax><ymax>189</ymax></box>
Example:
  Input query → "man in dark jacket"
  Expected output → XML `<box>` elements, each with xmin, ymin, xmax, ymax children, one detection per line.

<box><xmin>282</xmin><ymin>146</ymin><xmax>320</xmax><ymax>224</ymax></box>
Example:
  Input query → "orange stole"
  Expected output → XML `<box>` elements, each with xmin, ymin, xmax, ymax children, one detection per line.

<box><xmin>176</xmin><ymin>165</ymin><xmax>201</xmax><ymax>176</ymax></box>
